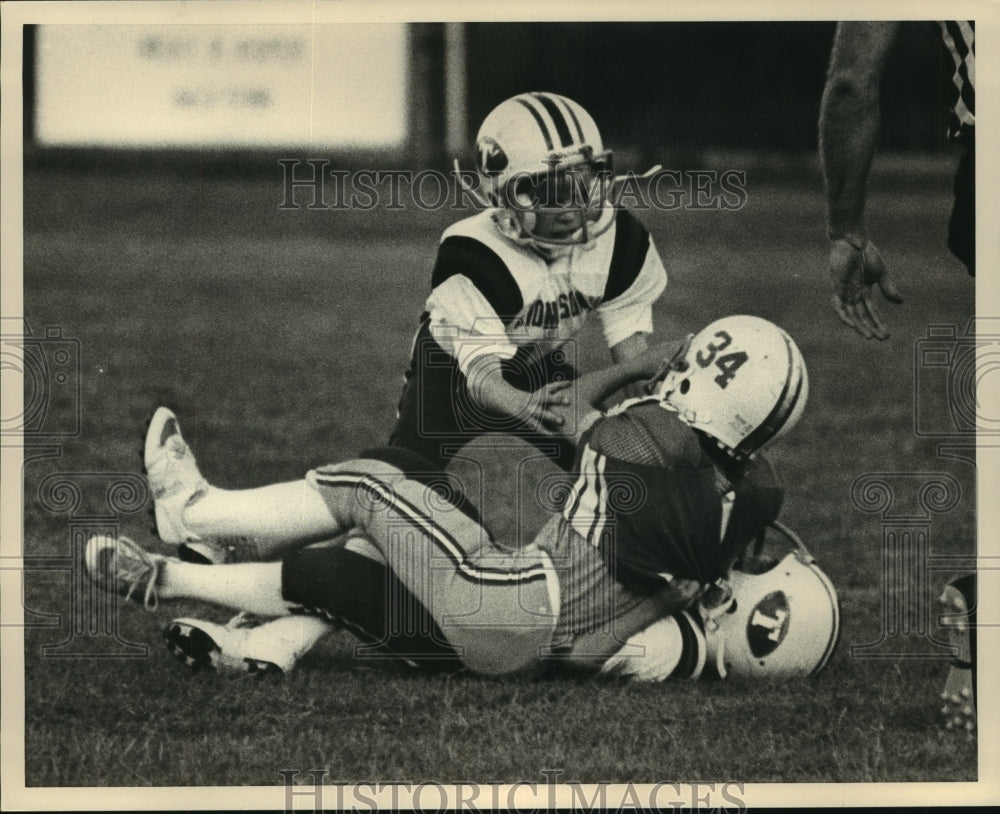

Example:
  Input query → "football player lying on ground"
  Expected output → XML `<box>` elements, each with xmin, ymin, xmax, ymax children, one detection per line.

<box><xmin>86</xmin><ymin>316</ymin><xmax>839</xmax><ymax>681</ymax></box>
<box><xmin>388</xmin><ymin>91</ymin><xmax>670</xmax><ymax>472</ymax></box>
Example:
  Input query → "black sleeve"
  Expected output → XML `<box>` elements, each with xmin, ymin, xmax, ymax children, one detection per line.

<box><xmin>602</xmin><ymin>209</ymin><xmax>652</xmax><ymax>303</ymax></box>
<box><xmin>430</xmin><ymin>235</ymin><xmax>524</xmax><ymax>322</ymax></box>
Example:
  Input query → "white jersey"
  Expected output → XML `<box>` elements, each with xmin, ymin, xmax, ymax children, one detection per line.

<box><xmin>423</xmin><ymin>208</ymin><xmax>667</xmax><ymax>374</ymax></box>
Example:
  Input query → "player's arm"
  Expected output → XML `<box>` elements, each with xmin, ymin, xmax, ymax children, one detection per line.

<box><xmin>597</xmin><ymin>223</ymin><xmax>668</xmax><ymax>400</ymax></box>
<box><xmin>468</xmin><ymin>339</ymin><xmax>682</xmax><ymax>441</ymax></box>
<box><xmin>609</xmin><ymin>333</ymin><xmax>652</xmax><ymax>400</ymax></box>
<box><xmin>559</xmin><ymin>579</ymin><xmax>702</xmax><ymax>672</ymax></box>
<box><xmin>609</xmin><ymin>332</ymin><xmax>649</xmax><ymax>364</ymax></box>
<box><xmin>464</xmin><ymin>353</ymin><xmax>572</xmax><ymax>434</ymax></box>
<box><xmin>427</xmin><ymin>273</ymin><xmax>571</xmax><ymax>435</ymax></box>
<box><xmin>553</xmin><ymin>336</ymin><xmax>690</xmax><ymax>444</ymax></box>
<box><xmin>819</xmin><ymin>21</ymin><xmax>903</xmax><ymax>340</ymax></box>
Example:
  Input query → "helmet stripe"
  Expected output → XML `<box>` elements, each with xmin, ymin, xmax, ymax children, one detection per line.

<box><xmin>531</xmin><ymin>92</ymin><xmax>575</xmax><ymax>147</ymax></box>
<box><xmin>555</xmin><ymin>95</ymin><xmax>587</xmax><ymax>142</ymax></box>
<box><xmin>809</xmin><ymin>563</ymin><xmax>841</xmax><ymax>675</ymax></box>
<box><xmin>515</xmin><ymin>97</ymin><xmax>554</xmax><ymax>151</ymax></box>
<box><xmin>739</xmin><ymin>332</ymin><xmax>803</xmax><ymax>455</ymax></box>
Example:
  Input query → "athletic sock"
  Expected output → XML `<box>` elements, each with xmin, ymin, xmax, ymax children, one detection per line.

<box><xmin>159</xmin><ymin>561</ymin><xmax>292</xmax><ymax>616</ymax></box>
<box><xmin>182</xmin><ymin>480</ymin><xmax>340</xmax><ymax>558</ymax></box>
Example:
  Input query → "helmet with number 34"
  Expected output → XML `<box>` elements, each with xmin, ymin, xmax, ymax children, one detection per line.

<box><xmin>656</xmin><ymin>315</ymin><xmax>809</xmax><ymax>461</ymax></box>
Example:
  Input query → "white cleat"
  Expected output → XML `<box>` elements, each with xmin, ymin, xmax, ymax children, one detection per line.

<box><xmin>163</xmin><ymin>615</ymin><xmax>297</xmax><ymax>675</ymax></box>
<box><xmin>84</xmin><ymin>534</ymin><xmax>167</xmax><ymax>610</ymax></box>
<box><xmin>144</xmin><ymin>407</ymin><xmax>208</xmax><ymax>545</ymax></box>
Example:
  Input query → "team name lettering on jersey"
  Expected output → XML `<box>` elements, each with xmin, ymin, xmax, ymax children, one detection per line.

<box><xmin>513</xmin><ymin>290</ymin><xmax>600</xmax><ymax>331</ymax></box>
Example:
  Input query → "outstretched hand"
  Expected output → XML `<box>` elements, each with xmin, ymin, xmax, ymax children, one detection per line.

<box><xmin>828</xmin><ymin>237</ymin><xmax>903</xmax><ymax>340</ymax></box>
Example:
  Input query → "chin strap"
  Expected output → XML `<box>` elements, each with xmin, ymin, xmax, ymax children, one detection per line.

<box><xmin>697</xmin><ymin>578</ymin><xmax>735</xmax><ymax>679</ymax></box>
<box><xmin>610</xmin><ymin>163</ymin><xmax>663</xmax><ymax>189</ymax></box>
<box><xmin>643</xmin><ymin>333</ymin><xmax>695</xmax><ymax>396</ymax></box>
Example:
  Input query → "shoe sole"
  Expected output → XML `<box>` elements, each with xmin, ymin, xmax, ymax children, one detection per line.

<box><xmin>177</xmin><ymin>539</ymin><xmax>254</xmax><ymax>565</ymax></box>
<box><xmin>177</xmin><ymin>542</ymin><xmax>218</xmax><ymax>564</ymax></box>
<box><xmin>144</xmin><ymin>407</ymin><xmax>179</xmax><ymax>472</ymax></box>
<box><xmin>163</xmin><ymin>620</ymin><xmax>283</xmax><ymax>676</ymax></box>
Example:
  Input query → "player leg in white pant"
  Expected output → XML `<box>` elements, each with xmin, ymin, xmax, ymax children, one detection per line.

<box><xmin>92</xmin><ymin>454</ymin><xmax>559</xmax><ymax>675</ymax></box>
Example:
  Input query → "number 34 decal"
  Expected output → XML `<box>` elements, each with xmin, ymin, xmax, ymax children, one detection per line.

<box><xmin>695</xmin><ymin>330</ymin><xmax>748</xmax><ymax>389</ymax></box>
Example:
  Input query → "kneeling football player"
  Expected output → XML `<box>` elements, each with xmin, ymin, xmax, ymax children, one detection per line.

<box><xmin>387</xmin><ymin>91</ymin><xmax>671</xmax><ymax>471</ymax></box>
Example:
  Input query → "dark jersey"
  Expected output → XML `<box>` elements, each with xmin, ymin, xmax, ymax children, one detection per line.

<box><xmin>562</xmin><ymin>399</ymin><xmax>783</xmax><ymax>591</ymax></box>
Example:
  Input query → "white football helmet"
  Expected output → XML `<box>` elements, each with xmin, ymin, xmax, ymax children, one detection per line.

<box><xmin>703</xmin><ymin>522</ymin><xmax>840</xmax><ymax>679</ymax></box>
<box><xmin>463</xmin><ymin>92</ymin><xmax>616</xmax><ymax>254</ymax></box>
<box><xmin>655</xmin><ymin>315</ymin><xmax>809</xmax><ymax>460</ymax></box>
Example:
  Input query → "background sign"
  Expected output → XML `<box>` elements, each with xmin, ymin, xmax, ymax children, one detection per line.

<box><xmin>35</xmin><ymin>25</ymin><xmax>409</xmax><ymax>148</ymax></box>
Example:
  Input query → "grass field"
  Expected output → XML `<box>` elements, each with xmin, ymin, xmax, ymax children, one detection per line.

<box><xmin>16</xmin><ymin>157</ymin><xmax>979</xmax><ymax>794</ymax></box>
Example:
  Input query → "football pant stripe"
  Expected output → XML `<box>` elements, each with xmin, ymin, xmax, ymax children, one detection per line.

<box><xmin>313</xmin><ymin>471</ymin><xmax>550</xmax><ymax>584</ymax></box>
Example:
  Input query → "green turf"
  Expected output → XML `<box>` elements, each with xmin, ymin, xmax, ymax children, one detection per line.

<box><xmin>19</xmin><ymin>161</ymin><xmax>977</xmax><ymax>786</ymax></box>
